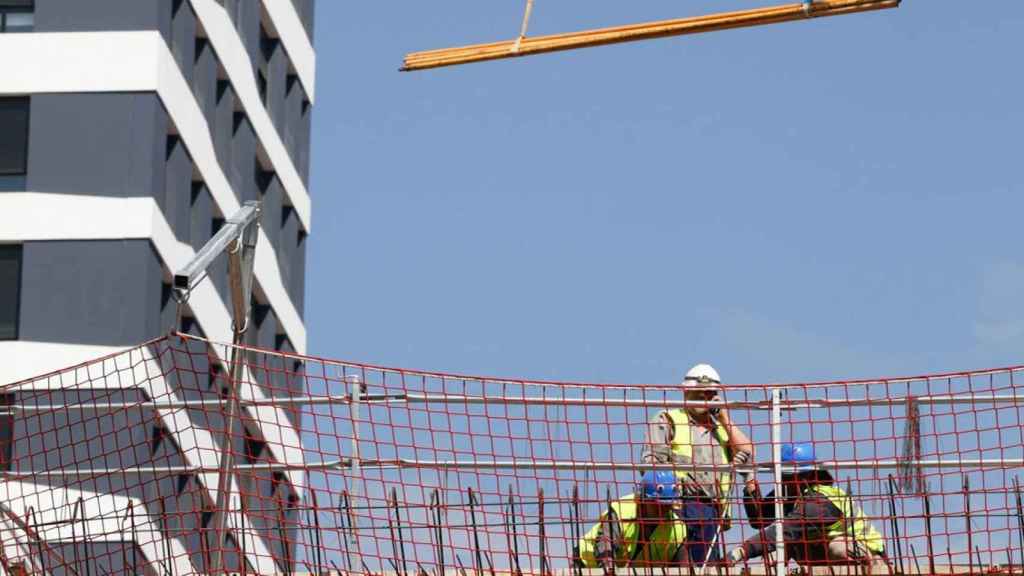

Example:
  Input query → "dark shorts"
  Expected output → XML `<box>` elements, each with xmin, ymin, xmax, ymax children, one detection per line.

<box><xmin>677</xmin><ymin>499</ymin><xmax>722</xmax><ymax>564</ymax></box>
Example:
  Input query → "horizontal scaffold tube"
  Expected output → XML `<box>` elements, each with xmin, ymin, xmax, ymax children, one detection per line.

<box><xmin>2</xmin><ymin>392</ymin><xmax>1019</xmax><ymax>413</ymax></box>
<box><xmin>402</xmin><ymin>0</ymin><xmax>901</xmax><ymax>71</ymax></box>
<box><xmin>8</xmin><ymin>458</ymin><xmax>1023</xmax><ymax>477</ymax></box>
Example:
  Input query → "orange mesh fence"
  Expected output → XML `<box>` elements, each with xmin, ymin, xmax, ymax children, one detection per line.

<box><xmin>1</xmin><ymin>332</ymin><xmax>1023</xmax><ymax>575</ymax></box>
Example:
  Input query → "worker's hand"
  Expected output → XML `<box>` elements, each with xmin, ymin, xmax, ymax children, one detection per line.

<box><xmin>715</xmin><ymin>406</ymin><xmax>731</xmax><ymax>424</ymax></box>
<box><xmin>744</xmin><ymin>477</ymin><xmax>760</xmax><ymax>494</ymax></box>
<box><xmin>725</xmin><ymin>547</ymin><xmax>746</xmax><ymax>567</ymax></box>
<box><xmin>732</xmin><ymin>449</ymin><xmax>751</xmax><ymax>467</ymax></box>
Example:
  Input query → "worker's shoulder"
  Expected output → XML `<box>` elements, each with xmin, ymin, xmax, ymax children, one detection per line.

<box><xmin>648</xmin><ymin>409</ymin><xmax>680</xmax><ymax>428</ymax></box>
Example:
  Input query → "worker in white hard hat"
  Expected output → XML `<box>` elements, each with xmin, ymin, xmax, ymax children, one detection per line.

<box><xmin>641</xmin><ymin>363</ymin><xmax>754</xmax><ymax>565</ymax></box>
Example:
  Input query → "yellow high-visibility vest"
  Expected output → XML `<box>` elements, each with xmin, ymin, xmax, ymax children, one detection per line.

<box><xmin>807</xmin><ymin>485</ymin><xmax>886</xmax><ymax>555</ymax></box>
<box><xmin>665</xmin><ymin>409</ymin><xmax>733</xmax><ymax>509</ymax></box>
<box><xmin>578</xmin><ymin>495</ymin><xmax>687</xmax><ymax>567</ymax></box>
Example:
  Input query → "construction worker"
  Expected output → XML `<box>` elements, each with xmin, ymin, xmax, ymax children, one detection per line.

<box><xmin>641</xmin><ymin>363</ymin><xmax>754</xmax><ymax>564</ymax></box>
<box><xmin>577</xmin><ymin>471</ymin><xmax>688</xmax><ymax>569</ymax></box>
<box><xmin>724</xmin><ymin>442</ymin><xmax>889</xmax><ymax>574</ymax></box>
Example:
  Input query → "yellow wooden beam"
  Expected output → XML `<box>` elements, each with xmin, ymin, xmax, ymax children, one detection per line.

<box><xmin>402</xmin><ymin>0</ymin><xmax>900</xmax><ymax>72</ymax></box>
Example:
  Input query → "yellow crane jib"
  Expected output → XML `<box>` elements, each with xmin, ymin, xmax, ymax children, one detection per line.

<box><xmin>401</xmin><ymin>0</ymin><xmax>901</xmax><ymax>72</ymax></box>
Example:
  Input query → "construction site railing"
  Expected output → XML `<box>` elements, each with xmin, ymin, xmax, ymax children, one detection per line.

<box><xmin>0</xmin><ymin>333</ymin><xmax>1022</xmax><ymax>576</ymax></box>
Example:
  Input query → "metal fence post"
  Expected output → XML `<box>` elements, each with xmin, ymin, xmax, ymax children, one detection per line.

<box><xmin>771</xmin><ymin>388</ymin><xmax>786</xmax><ymax>576</ymax></box>
<box><xmin>347</xmin><ymin>374</ymin><xmax>363</xmax><ymax>547</ymax></box>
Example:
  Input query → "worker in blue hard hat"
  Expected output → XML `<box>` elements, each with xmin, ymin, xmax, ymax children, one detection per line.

<box><xmin>641</xmin><ymin>363</ymin><xmax>754</xmax><ymax>564</ymax></box>
<box><xmin>724</xmin><ymin>442</ymin><xmax>889</xmax><ymax>574</ymax></box>
<box><xmin>577</xmin><ymin>471</ymin><xmax>689</xmax><ymax>570</ymax></box>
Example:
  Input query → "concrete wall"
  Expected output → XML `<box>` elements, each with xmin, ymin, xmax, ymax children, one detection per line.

<box><xmin>292</xmin><ymin>0</ymin><xmax>316</xmax><ymax>39</ymax></box>
<box><xmin>170</xmin><ymin>1</ymin><xmax>197</xmax><ymax>86</ymax></box>
<box><xmin>231</xmin><ymin>115</ymin><xmax>258</xmax><ymax>204</ymax></box>
<box><xmin>17</xmin><ymin>241</ymin><xmax>165</xmax><ymax>347</ymax></box>
<box><xmin>26</xmin><ymin>94</ymin><xmax>166</xmax><ymax>202</ymax></box>
<box><xmin>20</xmin><ymin>94</ymin><xmax>303</xmax><ymax>332</ymax></box>
<box><xmin>192</xmin><ymin>38</ymin><xmax>218</xmax><ymax>127</ymax></box>
<box><xmin>34</xmin><ymin>0</ymin><xmax>173</xmax><ymax>41</ymax></box>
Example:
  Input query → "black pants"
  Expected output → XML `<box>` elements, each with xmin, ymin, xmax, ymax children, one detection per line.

<box><xmin>676</xmin><ymin>499</ymin><xmax>722</xmax><ymax>564</ymax></box>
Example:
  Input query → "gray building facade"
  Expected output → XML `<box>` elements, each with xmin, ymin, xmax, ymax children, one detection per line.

<box><xmin>0</xmin><ymin>1</ymin><xmax>316</xmax><ymax>574</ymax></box>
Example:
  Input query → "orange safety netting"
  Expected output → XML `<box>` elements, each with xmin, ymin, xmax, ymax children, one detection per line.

<box><xmin>1</xmin><ymin>333</ymin><xmax>1023</xmax><ymax>575</ymax></box>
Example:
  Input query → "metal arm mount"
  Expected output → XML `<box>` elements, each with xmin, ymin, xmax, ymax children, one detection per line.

<box><xmin>172</xmin><ymin>200</ymin><xmax>261</xmax><ymax>575</ymax></box>
<box><xmin>173</xmin><ymin>201</ymin><xmax>261</xmax><ymax>332</ymax></box>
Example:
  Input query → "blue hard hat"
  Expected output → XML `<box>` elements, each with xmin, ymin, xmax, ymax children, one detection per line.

<box><xmin>780</xmin><ymin>442</ymin><xmax>819</xmax><ymax>474</ymax></box>
<box><xmin>640</xmin><ymin>470</ymin><xmax>680</xmax><ymax>501</ymax></box>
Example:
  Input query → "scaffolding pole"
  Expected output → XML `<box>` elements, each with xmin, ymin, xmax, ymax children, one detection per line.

<box><xmin>771</xmin><ymin>388</ymin><xmax>786</xmax><ymax>576</ymax></box>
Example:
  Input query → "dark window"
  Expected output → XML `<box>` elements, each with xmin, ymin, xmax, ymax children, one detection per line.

<box><xmin>232</xmin><ymin>111</ymin><xmax>246</xmax><ymax>135</ymax></box>
<box><xmin>243</xmin><ymin>429</ymin><xmax>266</xmax><ymax>463</ymax></box>
<box><xmin>190</xmin><ymin>181</ymin><xmax>204</xmax><ymax>206</ymax></box>
<box><xmin>252</xmin><ymin>302</ymin><xmax>271</xmax><ymax>329</ymax></box>
<box><xmin>258</xmin><ymin>26</ymin><xmax>278</xmax><ymax>105</ymax></box>
<box><xmin>166</xmin><ymin>134</ymin><xmax>182</xmax><ymax>161</ymax></box>
<box><xmin>274</xmin><ymin>334</ymin><xmax>289</xmax><ymax>351</ymax></box>
<box><xmin>0</xmin><ymin>98</ymin><xmax>29</xmax><ymax>190</ymax></box>
<box><xmin>216</xmin><ymin>79</ymin><xmax>231</xmax><ymax>104</ymax></box>
<box><xmin>0</xmin><ymin>245</ymin><xmax>22</xmax><ymax>340</ymax></box>
<box><xmin>256</xmin><ymin>70</ymin><xmax>268</xmax><ymax>102</ymax></box>
<box><xmin>281</xmin><ymin>205</ymin><xmax>294</xmax><ymax>228</ymax></box>
<box><xmin>256</xmin><ymin>167</ymin><xmax>274</xmax><ymax>194</ymax></box>
<box><xmin>194</xmin><ymin>37</ymin><xmax>209</xmax><ymax>64</ymax></box>
<box><xmin>285</xmin><ymin>74</ymin><xmax>299</xmax><ymax>96</ymax></box>
<box><xmin>180</xmin><ymin>315</ymin><xmax>200</xmax><ymax>335</ymax></box>
<box><xmin>208</xmin><ymin>363</ymin><xmax>222</xmax><ymax>391</ymax></box>
<box><xmin>0</xmin><ymin>0</ymin><xmax>33</xmax><ymax>33</ymax></box>
<box><xmin>150</xmin><ymin>424</ymin><xmax>171</xmax><ymax>453</ymax></box>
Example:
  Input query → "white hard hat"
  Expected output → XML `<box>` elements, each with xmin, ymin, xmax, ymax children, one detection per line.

<box><xmin>682</xmin><ymin>363</ymin><xmax>722</xmax><ymax>391</ymax></box>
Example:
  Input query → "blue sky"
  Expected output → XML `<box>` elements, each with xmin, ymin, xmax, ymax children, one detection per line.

<box><xmin>306</xmin><ymin>1</ymin><xmax>1024</xmax><ymax>386</ymax></box>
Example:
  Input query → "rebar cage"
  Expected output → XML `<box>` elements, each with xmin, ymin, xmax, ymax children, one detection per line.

<box><xmin>1</xmin><ymin>333</ymin><xmax>1022</xmax><ymax>576</ymax></box>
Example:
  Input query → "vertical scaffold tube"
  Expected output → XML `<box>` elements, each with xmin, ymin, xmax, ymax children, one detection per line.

<box><xmin>771</xmin><ymin>388</ymin><xmax>785</xmax><ymax>576</ymax></box>
<box><xmin>347</xmin><ymin>374</ymin><xmax>362</xmax><ymax>548</ymax></box>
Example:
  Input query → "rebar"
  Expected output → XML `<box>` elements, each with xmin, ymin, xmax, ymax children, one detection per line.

<box><xmin>508</xmin><ymin>486</ymin><xmax>523</xmax><ymax>576</ymax></box>
<box><xmin>1015</xmin><ymin>478</ymin><xmax>1024</xmax><ymax>571</ymax></box>
<box><xmin>430</xmin><ymin>490</ymin><xmax>445</xmax><ymax>574</ymax></box>
<box><xmin>924</xmin><ymin>481</ymin><xmax>936</xmax><ymax>575</ymax></box>
<box><xmin>311</xmin><ymin>488</ymin><xmax>325</xmax><ymax>576</ymax></box>
<box><xmin>572</xmin><ymin>484</ymin><xmax>582</xmax><ymax>576</ymax></box>
<box><xmin>539</xmin><ymin>487</ymin><xmax>550</xmax><ymax>576</ymax></box>
<box><xmin>393</xmin><ymin>487</ymin><xmax>408</xmax><ymax>576</ymax></box>
<box><xmin>604</xmin><ymin>486</ymin><xmax>617</xmax><ymax>576</ymax></box>
<box><xmin>887</xmin><ymin>474</ymin><xmax>905</xmax><ymax>575</ymax></box>
<box><xmin>964</xmin><ymin>476</ymin><xmax>974</xmax><ymax>576</ymax></box>
<box><xmin>386</xmin><ymin>488</ymin><xmax>404</xmax><ymax>576</ymax></box>
<box><xmin>468</xmin><ymin>487</ymin><xmax>483</xmax><ymax>576</ymax></box>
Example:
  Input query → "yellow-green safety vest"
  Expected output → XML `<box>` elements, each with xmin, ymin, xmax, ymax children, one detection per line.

<box><xmin>578</xmin><ymin>495</ymin><xmax>687</xmax><ymax>568</ymax></box>
<box><xmin>807</xmin><ymin>485</ymin><xmax>886</xmax><ymax>555</ymax></box>
<box><xmin>665</xmin><ymin>409</ymin><xmax>733</xmax><ymax>510</ymax></box>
